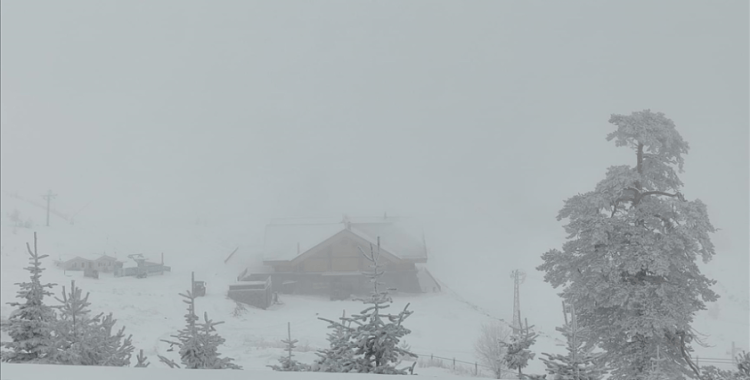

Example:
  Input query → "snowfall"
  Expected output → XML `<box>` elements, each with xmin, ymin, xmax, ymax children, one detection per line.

<box><xmin>1</xmin><ymin>191</ymin><xmax>747</xmax><ymax>379</ymax></box>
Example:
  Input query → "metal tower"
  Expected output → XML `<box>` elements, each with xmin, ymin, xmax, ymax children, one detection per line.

<box><xmin>510</xmin><ymin>269</ymin><xmax>526</xmax><ymax>335</ymax></box>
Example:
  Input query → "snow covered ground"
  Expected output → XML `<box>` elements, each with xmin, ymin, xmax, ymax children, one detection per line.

<box><xmin>1</xmin><ymin>191</ymin><xmax>746</xmax><ymax>377</ymax></box>
<box><xmin>0</xmin><ymin>363</ymin><xmax>479</xmax><ymax>380</ymax></box>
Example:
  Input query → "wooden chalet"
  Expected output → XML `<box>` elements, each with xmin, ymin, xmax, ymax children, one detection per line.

<box><xmin>238</xmin><ymin>216</ymin><xmax>440</xmax><ymax>300</ymax></box>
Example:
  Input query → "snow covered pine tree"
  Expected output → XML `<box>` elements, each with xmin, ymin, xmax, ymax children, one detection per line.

<box><xmin>159</xmin><ymin>289</ymin><xmax>241</xmax><ymax>369</ymax></box>
<box><xmin>1</xmin><ymin>232</ymin><xmax>57</xmax><ymax>363</ymax></box>
<box><xmin>540</xmin><ymin>303</ymin><xmax>607</xmax><ymax>380</ymax></box>
<box><xmin>268</xmin><ymin>322</ymin><xmax>310</xmax><ymax>371</ymax></box>
<box><xmin>502</xmin><ymin>322</ymin><xmax>538</xmax><ymax>378</ymax></box>
<box><xmin>537</xmin><ymin>110</ymin><xmax>719</xmax><ymax>380</ymax></box>
<box><xmin>314</xmin><ymin>310</ymin><xmax>357</xmax><ymax>372</ymax></box>
<box><xmin>48</xmin><ymin>280</ymin><xmax>135</xmax><ymax>366</ymax></box>
<box><xmin>314</xmin><ymin>238</ymin><xmax>417</xmax><ymax>374</ymax></box>
<box><xmin>134</xmin><ymin>349</ymin><xmax>150</xmax><ymax>367</ymax></box>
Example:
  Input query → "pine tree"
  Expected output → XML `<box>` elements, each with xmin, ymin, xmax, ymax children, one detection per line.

<box><xmin>1</xmin><ymin>232</ymin><xmax>57</xmax><ymax>363</ymax></box>
<box><xmin>134</xmin><ymin>349</ymin><xmax>150</xmax><ymax>367</ymax></box>
<box><xmin>48</xmin><ymin>280</ymin><xmax>135</xmax><ymax>366</ymax></box>
<box><xmin>314</xmin><ymin>310</ymin><xmax>357</xmax><ymax>372</ymax></box>
<box><xmin>160</xmin><ymin>289</ymin><xmax>241</xmax><ymax>369</ymax></box>
<box><xmin>268</xmin><ymin>322</ymin><xmax>310</xmax><ymax>371</ymax></box>
<box><xmin>314</xmin><ymin>239</ymin><xmax>417</xmax><ymax>374</ymax></box>
<box><xmin>502</xmin><ymin>321</ymin><xmax>538</xmax><ymax>378</ymax></box>
<box><xmin>541</xmin><ymin>303</ymin><xmax>607</xmax><ymax>380</ymax></box>
<box><xmin>537</xmin><ymin>110</ymin><xmax>718</xmax><ymax>380</ymax></box>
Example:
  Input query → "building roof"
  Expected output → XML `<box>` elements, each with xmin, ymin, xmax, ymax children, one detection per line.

<box><xmin>95</xmin><ymin>255</ymin><xmax>120</xmax><ymax>262</ymax></box>
<box><xmin>261</xmin><ymin>215</ymin><xmax>428</xmax><ymax>263</ymax></box>
<box><xmin>64</xmin><ymin>256</ymin><xmax>89</xmax><ymax>263</ymax></box>
<box><xmin>61</xmin><ymin>255</ymin><xmax>122</xmax><ymax>264</ymax></box>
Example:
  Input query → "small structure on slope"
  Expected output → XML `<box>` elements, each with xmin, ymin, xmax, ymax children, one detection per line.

<box><xmin>115</xmin><ymin>253</ymin><xmax>170</xmax><ymax>278</ymax></box>
<box><xmin>55</xmin><ymin>254</ymin><xmax>124</xmax><ymax>273</ymax></box>
<box><xmin>227</xmin><ymin>278</ymin><xmax>272</xmax><ymax>310</ymax></box>
<box><xmin>192</xmin><ymin>272</ymin><xmax>206</xmax><ymax>297</ymax></box>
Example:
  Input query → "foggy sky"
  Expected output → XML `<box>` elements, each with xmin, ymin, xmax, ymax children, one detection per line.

<box><xmin>1</xmin><ymin>1</ymin><xmax>748</xmax><ymax>312</ymax></box>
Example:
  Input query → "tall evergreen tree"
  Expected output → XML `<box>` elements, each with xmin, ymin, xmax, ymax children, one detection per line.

<box><xmin>48</xmin><ymin>280</ymin><xmax>134</xmax><ymax>366</ymax></box>
<box><xmin>160</xmin><ymin>289</ymin><xmax>241</xmax><ymax>369</ymax></box>
<box><xmin>537</xmin><ymin>110</ymin><xmax>718</xmax><ymax>379</ymax></box>
<box><xmin>1</xmin><ymin>232</ymin><xmax>57</xmax><ymax>363</ymax></box>
<box><xmin>540</xmin><ymin>303</ymin><xmax>607</xmax><ymax>380</ymax></box>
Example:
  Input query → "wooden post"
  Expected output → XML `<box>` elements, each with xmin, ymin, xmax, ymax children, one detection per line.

<box><xmin>191</xmin><ymin>271</ymin><xmax>195</xmax><ymax>294</ymax></box>
<box><xmin>475</xmin><ymin>362</ymin><xmax>478</xmax><ymax>376</ymax></box>
<box><xmin>287</xmin><ymin>322</ymin><xmax>292</xmax><ymax>361</ymax></box>
<box><xmin>452</xmin><ymin>357</ymin><xmax>455</xmax><ymax>370</ymax></box>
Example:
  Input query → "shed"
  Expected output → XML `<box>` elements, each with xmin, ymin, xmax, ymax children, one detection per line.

<box><xmin>57</xmin><ymin>256</ymin><xmax>95</xmax><ymax>271</ymax></box>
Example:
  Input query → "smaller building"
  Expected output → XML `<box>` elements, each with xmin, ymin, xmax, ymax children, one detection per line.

<box><xmin>93</xmin><ymin>255</ymin><xmax>124</xmax><ymax>273</ymax></box>
<box><xmin>56</xmin><ymin>255</ymin><xmax>124</xmax><ymax>273</ymax></box>
<box><xmin>56</xmin><ymin>256</ymin><xmax>94</xmax><ymax>271</ymax></box>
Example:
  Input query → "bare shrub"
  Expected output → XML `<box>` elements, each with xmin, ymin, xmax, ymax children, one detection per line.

<box><xmin>474</xmin><ymin>320</ymin><xmax>512</xmax><ymax>379</ymax></box>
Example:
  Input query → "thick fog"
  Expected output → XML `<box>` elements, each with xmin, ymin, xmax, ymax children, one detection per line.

<box><xmin>1</xmin><ymin>1</ymin><xmax>748</xmax><ymax>343</ymax></box>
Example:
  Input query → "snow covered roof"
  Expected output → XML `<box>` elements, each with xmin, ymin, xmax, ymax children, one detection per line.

<box><xmin>58</xmin><ymin>254</ymin><xmax>123</xmax><ymax>264</ymax></box>
<box><xmin>62</xmin><ymin>256</ymin><xmax>89</xmax><ymax>263</ymax></box>
<box><xmin>94</xmin><ymin>255</ymin><xmax>120</xmax><ymax>262</ymax></box>
<box><xmin>261</xmin><ymin>216</ymin><xmax>428</xmax><ymax>263</ymax></box>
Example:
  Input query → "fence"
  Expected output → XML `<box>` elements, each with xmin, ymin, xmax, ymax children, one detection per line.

<box><xmin>696</xmin><ymin>356</ymin><xmax>742</xmax><ymax>370</ymax></box>
<box><xmin>413</xmin><ymin>352</ymin><xmax>492</xmax><ymax>377</ymax></box>
<box><xmin>412</xmin><ymin>352</ymin><xmax>742</xmax><ymax>378</ymax></box>
<box><xmin>114</xmin><ymin>263</ymin><xmax>171</xmax><ymax>277</ymax></box>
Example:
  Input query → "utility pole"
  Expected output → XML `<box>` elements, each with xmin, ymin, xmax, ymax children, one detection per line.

<box><xmin>510</xmin><ymin>269</ymin><xmax>526</xmax><ymax>336</ymax></box>
<box><xmin>41</xmin><ymin>190</ymin><xmax>57</xmax><ymax>227</ymax></box>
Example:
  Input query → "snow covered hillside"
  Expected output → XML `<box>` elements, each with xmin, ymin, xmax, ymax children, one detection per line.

<box><xmin>0</xmin><ymin>192</ymin><xmax>503</xmax><ymax>376</ymax></box>
<box><xmin>1</xmin><ymin>192</ymin><xmax>746</xmax><ymax>375</ymax></box>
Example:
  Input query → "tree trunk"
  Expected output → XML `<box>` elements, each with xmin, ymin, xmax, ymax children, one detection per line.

<box><xmin>636</xmin><ymin>143</ymin><xmax>644</xmax><ymax>190</ymax></box>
